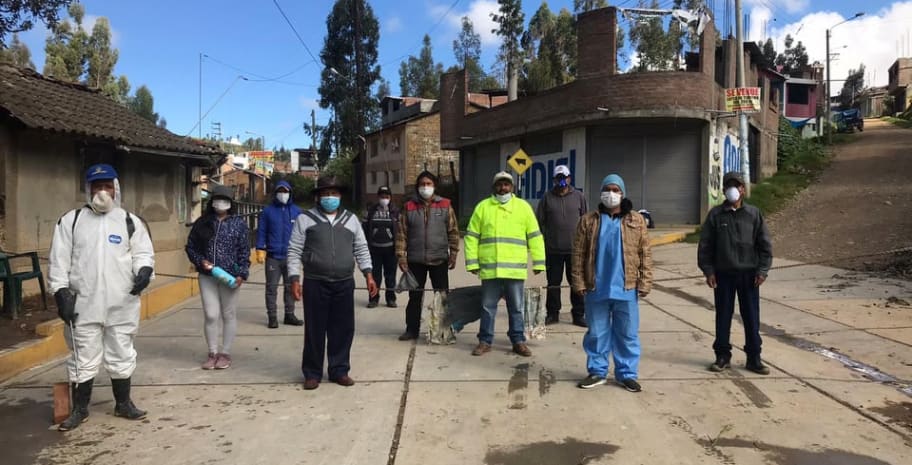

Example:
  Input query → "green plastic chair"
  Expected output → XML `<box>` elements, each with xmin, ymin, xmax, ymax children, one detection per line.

<box><xmin>0</xmin><ymin>250</ymin><xmax>48</xmax><ymax>320</ymax></box>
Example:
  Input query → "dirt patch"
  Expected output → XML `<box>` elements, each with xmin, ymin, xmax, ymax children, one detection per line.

<box><xmin>767</xmin><ymin>120</ymin><xmax>912</xmax><ymax>279</ymax></box>
<box><xmin>868</xmin><ymin>401</ymin><xmax>912</xmax><ymax>431</ymax></box>
<box><xmin>485</xmin><ymin>438</ymin><xmax>619</xmax><ymax>465</ymax></box>
<box><xmin>707</xmin><ymin>437</ymin><xmax>893</xmax><ymax>465</ymax></box>
<box><xmin>0</xmin><ymin>294</ymin><xmax>57</xmax><ymax>350</ymax></box>
<box><xmin>0</xmin><ymin>396</ymin><xmax>65</xmax><ymax>465</ymax></box>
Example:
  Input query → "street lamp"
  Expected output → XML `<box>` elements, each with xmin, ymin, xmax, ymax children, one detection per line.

<box><xmin>827</xmin><ymin>12</ymin><xmax>864</xmax><ymax>144</ymax></box>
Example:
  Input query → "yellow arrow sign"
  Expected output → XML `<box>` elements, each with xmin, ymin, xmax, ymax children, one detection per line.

<box><xmin>507</xmin><ymin>148</ymin><xmax>532</xmax><ymax>175</ymax></box>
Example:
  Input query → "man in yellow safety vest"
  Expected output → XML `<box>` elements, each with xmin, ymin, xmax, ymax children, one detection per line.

<box><xmin>465</xmin><ymin>171</ymin><xmax>546</xmax><ymax>357</ymax></box>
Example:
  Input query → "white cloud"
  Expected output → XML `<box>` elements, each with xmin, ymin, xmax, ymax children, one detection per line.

<box><xmin>385</xmin><ymin>16</ymin><xmax>403</xmax><ymax>33</ymax></box>
<box><xmin>760</xmin><ymin>1</ymin><xmax>912</xmax><ymax>92</ymax></box>
<box><xmin>432</xmin><ymin>0</ymin><xmax>500</xmax><ymax>47</ymax></box>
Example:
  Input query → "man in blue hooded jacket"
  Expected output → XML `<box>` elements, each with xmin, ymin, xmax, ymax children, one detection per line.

<box><xmin>256</xmin><ymin>180</ymin><xmax>303</xmax><ymax>328</ymax></box>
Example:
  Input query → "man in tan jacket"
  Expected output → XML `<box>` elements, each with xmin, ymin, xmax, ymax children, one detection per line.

<box><xmin>571</xmin><ymin>174</ymin><xmax>653</xmax><ymax>392</ymax></box>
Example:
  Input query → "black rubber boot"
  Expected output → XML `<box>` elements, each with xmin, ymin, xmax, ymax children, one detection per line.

<box><xmin>283</xmin><ymin>314</ymin><xmax>304</xmax><ymax>326</ymax></box>
<box><xmin>112</xmin><ymin>378</ymin><xmax>147</xmax><ymax>420</ymax></box>
<box><xmin>267</xmin><ymin>316</ymin><xmax>279</xmax><ymax>329</ymax></box>
<box><xmin>58</xmin><ymin>378</ymin><xmax>94</xmax><ymax>431</ymax></box>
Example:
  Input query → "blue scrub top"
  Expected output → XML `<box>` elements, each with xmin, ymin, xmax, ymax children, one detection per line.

<box><xmin>589</xmin><ymin>214</ymin><xmax>636</xmax><ymax>302</ymax></box>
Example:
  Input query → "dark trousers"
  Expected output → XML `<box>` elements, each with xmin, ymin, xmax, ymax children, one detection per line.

<box><xmin>301</xmin><ymin>278</ymin><xmax>355</xmax><ymax>381</ymax></box>
<box><xmin>712</xmin><ymin>271</ymin><xmax>762</xmax><ymax>360</ymax></box>
<box><xmin>369</xmin><ymin>246</ymin><xmax>397</xmax><ymax>304</ymax></box>
<box><xmin>265</xmin><ymin>256</ymin><xmax>296</xmax><ymax>318</ymax></box>
<box><xmin>404</xmin><ymin>262</ymin><xmax>449</xmax><ymax>335</ymax></box>
<box><xmin>546</xmin><ymin>253</ymin><xmax>585</xmax><ymax>319</ymax></box>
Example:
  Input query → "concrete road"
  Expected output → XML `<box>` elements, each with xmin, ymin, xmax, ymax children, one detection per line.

<box><xmin>2</xmin><ymin>244</ymin><xmax>911</xmax><ymax>465</ymax></box>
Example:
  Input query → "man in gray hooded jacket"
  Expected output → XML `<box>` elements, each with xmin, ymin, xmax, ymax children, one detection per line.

<box><xmin>536</xmin><ymin>164</ymin><xmax>588</xmax><ymax>327</ymax></box>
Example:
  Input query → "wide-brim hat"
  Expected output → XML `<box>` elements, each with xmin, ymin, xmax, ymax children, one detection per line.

<box><xmin>311</xmin><ymin>176</ymin><xmax>348</xmax><ymax>196</ymax></box>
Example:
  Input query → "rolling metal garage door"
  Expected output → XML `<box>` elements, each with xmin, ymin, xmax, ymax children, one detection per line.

<box><xmin>589</xmin><ymin>129</ymin><xmax>701</xmax><ymax>224</ymax></box>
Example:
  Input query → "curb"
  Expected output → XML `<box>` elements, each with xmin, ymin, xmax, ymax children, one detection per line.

<box><xmin>0</xmin><ymin>275</ymin><xmax>201</xmax><ymax>383</ymax></box>
<box><xmin>649</xmin><ymin>231</ymin><xmax>691</xmax><ymax>247</ymax></box>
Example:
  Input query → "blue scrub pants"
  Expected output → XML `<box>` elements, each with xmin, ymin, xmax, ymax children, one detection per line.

<box><xmin>583</xmin><ymin>295</ymin><xmax>640</xmax><ymax>381</ymax></box>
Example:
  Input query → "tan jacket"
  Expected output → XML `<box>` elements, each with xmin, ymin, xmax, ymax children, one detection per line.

<box><xmin>571</xmin><ymin>209</ymin><xmax>653</xmax><ymax>296</ymax></box>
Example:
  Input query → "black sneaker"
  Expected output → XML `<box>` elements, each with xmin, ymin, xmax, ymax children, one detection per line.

<box><xmin>267</xmin><ymin>317</ymin><xmax>278</xmax><ymax>329</ymax></box>
<box><xmin>367</xmin><ymin>301</ymin><xmax>379</xmax><ymax>309</ymax></box>
<box><xmin>708</xmin><ymin>356</ymin><xmax>731</xmax><ymax>372</ymax></box>
<box><xmin>577</xmin><ymin>375</ymin><xmax>607</xmax><ymax>389</ymax></box>
<box><xmin>620</xmin><ymin>379</ymin><xmax>642</xmax><ymax>392</ymax></box>
<box><xmin>386</xmin><ymin>301</ymin><xmax>397</xmax><ymax>308</ymax></box>
<box><xmin>545</xmin><ymin>314</ymin><xmax>560</xmax><ymax>325</ymax></box>
<box><xmin>571</xmin><ymin>317</ymin><xmax>588</xmax><ymax>328</ymax></box>
<box><xmin>283</xmin><ymin>315</ymin><xmax>304</xmax><ymax>326</ymax></box>
<box><xmin>745</xmin><ymin>359</ymin><xmax>770</xmax><ymax>375</ymax></box>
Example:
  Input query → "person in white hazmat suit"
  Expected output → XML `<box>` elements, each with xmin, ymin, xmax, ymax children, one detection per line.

<box><xmin>48</xmin><ymin>163</ymin><xmax>155</xmax><ymax>431</ymax></box>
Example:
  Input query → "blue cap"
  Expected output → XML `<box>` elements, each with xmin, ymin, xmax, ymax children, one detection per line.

<box><xmin>86</xmin><ymin>164</ymin><xmax>118</xmax><ymax>183</ymax></box>
<box><xmin>601</xmin><ymin>174</ymin><xmax>626</xmax><ymax>196</ymax></box>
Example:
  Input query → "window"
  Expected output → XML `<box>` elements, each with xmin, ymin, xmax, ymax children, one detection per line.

<box><xmin>787</xmin><ymin>85</ymin><xmax>809</xmax><ymax>105</ymax></box>
<box><xmin>370</xmin><ymin>171</ymin><xmax>377</xmax><ymax>185</ymax></box>
<box><xmin>392</xmin><ymin>170</ymin><xmax>400</xmax><ymax>185</ymax></box>
<box><xmin>370</xmin><ymin>139</ymin><xmax>379</xmax><ymax>158</ymax></box>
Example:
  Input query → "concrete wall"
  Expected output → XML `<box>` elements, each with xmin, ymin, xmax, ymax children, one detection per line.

<box><xmin>1</xmin><ymin>128</ymin><xmax>207</xmax><ymax>295</ymax></box>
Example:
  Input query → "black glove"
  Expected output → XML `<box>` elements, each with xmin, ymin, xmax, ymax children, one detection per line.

<box><xmin>55</xmin><ymin>288</ymin><xmax>78</xmax><ymax>325</ymax></box>
<box><xmin>130</xmin><ymin>266</ymin><xmax>154</xmax><ymax>295</ymax></box>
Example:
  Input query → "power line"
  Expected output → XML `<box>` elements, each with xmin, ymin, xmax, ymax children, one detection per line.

<box><xmin>204</xmin><ymin>54</ymin><xmax>318</xmax><ymax>87</ymax></box>
<box><xmin>271</xmin><ymin>0</ymin><xmax>321</xmax><ymax>65</ymax></box>
<box><xmin>185</xmin><ymin>76</ymin><xmax>248</xmax><ymax>137</ymax></box>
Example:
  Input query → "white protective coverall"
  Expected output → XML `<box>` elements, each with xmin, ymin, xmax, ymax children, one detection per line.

<box><xmin>48</xmin><ymin>178</ymin><xmax>155</xmax><ymax>382</ymax></box>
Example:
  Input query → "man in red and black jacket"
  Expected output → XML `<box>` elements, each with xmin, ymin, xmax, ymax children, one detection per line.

<box><xmin>394</xmin><ymin>171</ymin><xmax>460</xmax><ymax>341</ymax></box>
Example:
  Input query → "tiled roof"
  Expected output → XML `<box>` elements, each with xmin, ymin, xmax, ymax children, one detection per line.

<box><xmin>0</xmin><ymin>65</ymin><xmax>222</xmax><ymax>157</ymax></box>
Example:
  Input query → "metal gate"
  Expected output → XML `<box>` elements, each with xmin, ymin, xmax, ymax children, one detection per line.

<box><xmin>588</xmin><ymin>127</ymin><xmax>701</xmax><ymax>225</ymax></box>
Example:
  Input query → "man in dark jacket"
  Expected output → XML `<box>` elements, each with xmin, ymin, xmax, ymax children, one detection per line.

<box><xmin>536</xmin><ymin>164</ymin><xmax>588</xmax><ymax>327</ymax></box>
<box><xmin>363</xmin><ymin>186</ymin><xmax>399</xmax><ymax>308</ymax></box>
<box><xmin>256</xmin><ymin>180</ymin><xmax>303</xmax><ymax>328</ymax></box>
<box><xmin>395</xmin><ymin>171</ymin><xmax>460</xmax><ymax>341</ymax></box>
<box><xmin>698</xmin><ymin>171</ymin><xmax>773</xmax><ymax>375</ymax></box>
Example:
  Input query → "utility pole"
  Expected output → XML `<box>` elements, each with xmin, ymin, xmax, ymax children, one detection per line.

<box><xmin>353</xmin><ymin>0</ymin><xmax>364</xmax><ymax>204</ymax></box>
<box><xmin>735</xmin><ymin>0</ymin><xmax>751</xmax><ymax>195</ymax></box>
<box><xmin>311</xmin><ymin>109</ymin><xmax>319</xmax><ymax>178</ymax></box>
<box><xmin>198</xmin><ymin>52</ymin><xmax>203</xmax><ymax>139</ymax></box>
<box><xmin>826</xmin><ymin>28</ymin><xmax>832</xmax><ymax>144</ymax></box>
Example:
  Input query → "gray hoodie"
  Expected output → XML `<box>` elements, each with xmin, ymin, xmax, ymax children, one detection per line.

<box><xmin>536</xmin><ymin>188</ymin><xmax>588</xmax><ymax>255</ymax></box>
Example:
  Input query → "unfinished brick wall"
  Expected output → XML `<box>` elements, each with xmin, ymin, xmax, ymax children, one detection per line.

<box><xmin>404</xmin><ymin>113</ymin><xmax>458</xmax><ymax>193</ymax></box>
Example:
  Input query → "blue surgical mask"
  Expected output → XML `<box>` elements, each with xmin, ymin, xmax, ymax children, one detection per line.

<box><xmin>320</xmin><ymin>195</ymin><xmax>341</xmax><ymax>212</ymax></box>
<box><xmin>556</xmin><ymin>176</ymin><xmax>568</xmax><ymax>188</ymax></box>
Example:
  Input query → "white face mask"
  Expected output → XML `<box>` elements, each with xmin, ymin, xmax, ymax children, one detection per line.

<box><xmin>600</xmin><ymin>191</ymin><xmax>622</xmax><ymax>209</ymax></box>
<box><xmin>213</xmin><ymin>199</ymin><xmax>231</xmax><ymax>212</ymax></box>
<box><xmin>725</xmin><ymin>187</ymin><xmax>741</xmax><ymax>203</ymax></box>
<box><xmin>418</xmin><ymin>186</ymin><xmax>434</xmax><ymax>200</ymax></box>
<box><xmin>276</xmin><ymin>192</ymin><xmax>290</xmax><ymax>204</ymax></box>
<box><xmin>378</xmin><ymin>198</ymin><xmax>390</xmax><ymax>207</ymax></box>
<box><xmin>494</xmin><ymin>193</ymin><xmax>512</xmax><ymax>204</ymax></box>
<box><xmin>91</xmin><ymin>190</ymin><xmax>115</xmax><ymax>213</ymax></box>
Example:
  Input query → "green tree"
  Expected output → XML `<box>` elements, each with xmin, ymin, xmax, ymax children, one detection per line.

<box><xmin>839</xmin><ymin>64</ymin><xmax>865</xmax><ymax>110</ymax></box>
<box><xmin>399</xmin><ymin>34</ymin><xmax>443</xmax><ymax>98</ymax></box>
<box><xmin>376</xmin><ymin>78</ymin><xmax>391</xmax><ymax>101</ymax></box>
<box><xmin>318</xmin><ymin>0</ymin><xmax>381</xmax><ymax>157</ymax></box>
<box><xmin>129</xmin><ymin>85</ymin><xmax>161</xmax><ymax>124</ymax></box>
<box><xmin>573</xmin><ymin>0</ymin><xmax>607</xmax><ymax>11</ymax></box>
<box><xmin>775</xmin><ymin>34</ymin><xmax>809</xmax><ymax>76</ymax></box>
<box><xmin>760</xmin><ymin>38</ymin><xmax>776</xmax><ymax>66</ymax></box>
<box><xmin>102</xmin><ymin>74</ymin><xmax>131</xmax><ymax>104</ymax></box>
<box><xmin>628</xmin><ymin>0</ymin><xmax>676</xmax><ymax>71</ymax></box>
<box><xmin>453</xmin><ymin>16</ymin><xmax>487</xmax><ymax>91</ymax></box>
<box><xmin>86</xmin><ymin>16</ymin><xmax>117</xmax><ymax>89</ymax></box>
<box><xmin>0</xmin><ymin>0</ymin><xmax>72</xmax><ymax>47</ymax></box>
<box><xmin>0</xmin><ymin>33</ymin><xmax>34</xmax><ymax>68</ymax></box>
<box><xmin>491</xmin><ymin>0</ymin><xmax>524</xmax><ymax>100</ymax></box>
<box><xmin>42</xmin><ymin>3</ymin><xmax>88</xmax><ymax>81</ymax></box>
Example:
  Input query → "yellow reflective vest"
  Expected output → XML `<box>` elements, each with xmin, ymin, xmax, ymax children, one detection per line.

<box><xmin>465</xmin><ymin>195</ymin><xmax>546</xmax><ymax>280</ymax></box>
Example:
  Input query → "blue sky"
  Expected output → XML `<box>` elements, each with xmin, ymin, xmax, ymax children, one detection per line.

<box><xmin>16</xmin><ymin>0</ymin><xmax>911</xmax><ymax>151</ymax></box>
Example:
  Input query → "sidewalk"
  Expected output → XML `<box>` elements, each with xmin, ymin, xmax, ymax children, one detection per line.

<box><xmin>2</xmin><ymin>241</ymin><xmax>911</xmax><ymax>465</ymax></box>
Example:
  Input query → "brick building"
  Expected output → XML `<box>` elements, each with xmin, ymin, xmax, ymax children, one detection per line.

<box><xmin>440</xmin><ymin>7</ymin><xmax>779</xmax><ymax>224</ymax></box>
<box><xmin>361</xmin><ymin>96</ymin><xmax>459</xmax><ymax>205</ymax></box>
<box><xmin>888</xmin><ymin>57</ymin><xmax>912</xmax><ymax>115</ymax></box>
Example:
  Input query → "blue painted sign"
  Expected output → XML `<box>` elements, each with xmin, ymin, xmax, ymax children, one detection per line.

<box><xmin>506</xmin><ymin>149</ymin><xmax>582</xmax><ymax>207</ymax></box>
